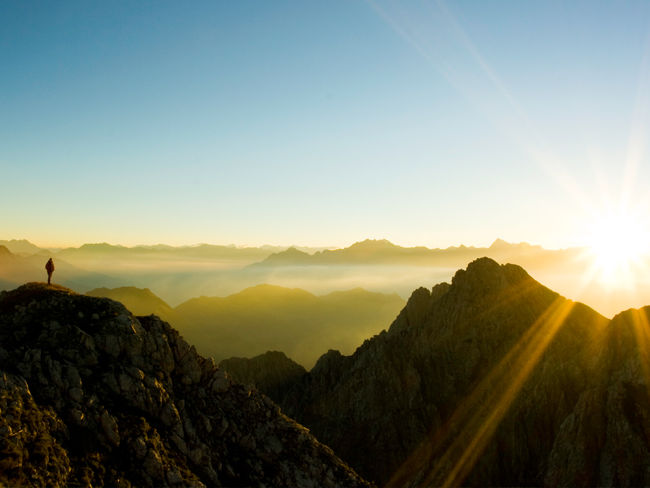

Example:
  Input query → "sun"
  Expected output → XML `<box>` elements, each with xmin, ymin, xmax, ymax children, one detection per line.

<box><xmin>586</xmin><ymin>208</ymin><xmax>650</xmax><ymax>286</ymax></box>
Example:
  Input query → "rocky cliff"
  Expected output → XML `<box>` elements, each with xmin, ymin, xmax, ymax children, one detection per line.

<box><xmin>244</xmin><ymin>258</ymin><xmax>650</xmax><ymax>486</ymax></box>
<box><xmin>0</xmin><ymin>283</ymin><xmax>371</xmax><ymax>488</ymax></box>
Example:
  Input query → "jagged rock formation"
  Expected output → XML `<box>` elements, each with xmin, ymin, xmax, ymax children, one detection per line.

<box><xmin>243</xmin><ymin>258</ymin><xmax>650</xmax><ymax>487</ymax></box>
<box><xmin>0</xmin><ymin>283</ymin><xmax>371</xmax><ymax>488</ymax></box>
<box><xmin>219</xmin><ymin>351</ymin><xmax>306</xmax><ymax>400</ymax></box>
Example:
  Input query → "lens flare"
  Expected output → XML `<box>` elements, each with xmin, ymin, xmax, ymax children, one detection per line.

<box><xmin>586</xmin><ymin>209</ymin><xmax>650</xmax><ymax>287</ymax></box>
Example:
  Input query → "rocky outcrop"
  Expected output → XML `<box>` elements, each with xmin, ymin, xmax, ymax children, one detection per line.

<box><xmin>251</xmin><ymin>258</ymin><xmax>648</xmax><ymax>486</ymax></box>
<box><xmin>0</xmin><ymin>283</ymin><xmax>371</xmax><ymax>488</ymax></box>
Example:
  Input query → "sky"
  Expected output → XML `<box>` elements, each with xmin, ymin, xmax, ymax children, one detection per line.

<box><xmin>2</xmin><ymin>0</ymin><xmax>650</xmax><ymax>249</ymax></box>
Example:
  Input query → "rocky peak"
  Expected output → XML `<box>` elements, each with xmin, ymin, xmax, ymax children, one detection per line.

<box><xmin>250</xmin><ymin>259</ymin><xmax>616</xmax><ymax>486</ymax></box>
<box><xmin>451</xmin><ymin>257</ymin><xmax>522</xmax><ymax>291</ymax></box>
<box><xmin>0</xmin><ymin>245</ymin><xmax>12</xmax><ymax>256</ymax></box>
<box><xmin>0</xmin><ymin>283</ymin><xmax>371</xmax><ymax>488</ymax></box>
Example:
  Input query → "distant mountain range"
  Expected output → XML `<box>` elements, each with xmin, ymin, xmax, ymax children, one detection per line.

<box><xmin>87</xmin><ymin>284</ymin><xmax>405</xmax><ymax>368</ymax></box>
<box><xmin>251</xmin><ymin>238</ymin><xmax>578</xmax><ymax>269</ymax></box>
<box><xmin>220</xmin><ymin>258</ymin><xmax>650</xmax><ymax>486</ymax></box>
<box><xmin>3</xmin><ymin>237</ymin><xmax>649</xmax><ymax>316</ymax></box>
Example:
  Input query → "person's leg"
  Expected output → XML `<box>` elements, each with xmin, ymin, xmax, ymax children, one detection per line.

<box><xmin>47</xmin><ymin>273</ymin><xmax>51</xmax><ymax>285</ymax></box>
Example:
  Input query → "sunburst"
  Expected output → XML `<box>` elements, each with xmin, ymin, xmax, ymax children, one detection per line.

<box><xmin>585</xmin><ymin>206</ymin><xmax>650</xmax><ymax>288</ymax></box>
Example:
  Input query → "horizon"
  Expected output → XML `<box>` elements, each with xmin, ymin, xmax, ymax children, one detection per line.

<box><xmin>1</xmin><ymin>235</ymin><xmax>577</xmax><ymax>252</ymax></box>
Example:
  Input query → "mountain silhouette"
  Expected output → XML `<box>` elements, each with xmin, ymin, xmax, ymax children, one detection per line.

<box><xmin>0</xmin><ymin>283</ymin><xmax>370</xmax><ymax>488</ymax></box>
<box><xmin>230</xmin><ymin>258</ymin><xmax>650</xmax><ymax>486</ymax></box>
<box><xmin>255</xmin><ymin>247</ymin><xmax>313</xmax><ymax>266</ymax></box>
<box><xmin>251</xmin><ymin>238</ymin><xmax>576</xmax><ymax>269</ymax></box>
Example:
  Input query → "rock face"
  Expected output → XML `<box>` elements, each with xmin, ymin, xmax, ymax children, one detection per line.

<box><xmin>0</xmin><ymin>283</ymin><xmax>371</xmax><ymax>488</ymax></box>
<box><xmin>245</xmin><ymin>258</ymin><xmax>650</xmax><ymax>487</ymax></box>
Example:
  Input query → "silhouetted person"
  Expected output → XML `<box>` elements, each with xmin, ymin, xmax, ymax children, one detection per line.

<box><xmin>45</xmin><ymin>258</ymin><xmax>55</xmax><ymax>285</ymax></box>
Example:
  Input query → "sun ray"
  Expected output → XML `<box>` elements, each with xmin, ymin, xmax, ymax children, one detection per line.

<box><xmin>387</xmin><ymin>295</ymin><xmax>578</xmax><ymax>487</ymax></box>
<box><xmin>626</xmin><ymin>308</ymin><xmax>650</xmax><ymax>403</ymax></box>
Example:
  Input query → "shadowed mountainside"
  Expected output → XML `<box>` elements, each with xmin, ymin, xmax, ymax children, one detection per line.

<box><xmin>0</xmin><ymin>283</ymin><xmax>371</xmax><ymax>488</ymax></box>
<box><xmin>233</xmin><ymin>258</ymin><xmax>650</xmax><ymax>486</ymax></box>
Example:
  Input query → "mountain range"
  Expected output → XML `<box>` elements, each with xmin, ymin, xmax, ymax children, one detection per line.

<box><xmin>2</xmin><ymin>237</ymin><xmax>650</xmax><ymax>319</ymax></box>
<box><xmin>251</xmin><ymin>238</ymin><xmax>568</xmax><ymax>268</ymax></box>
<box><xmin>219</xmin><ymin>258</ymin><xmax>650</xmax><ymax>487</ymax></box>
<box><xmin>86</xmin><ymin>284</ymin><xmax>405</xmax><ymax>368</ymax></box>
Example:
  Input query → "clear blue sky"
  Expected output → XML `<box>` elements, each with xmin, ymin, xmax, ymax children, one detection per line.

<box><xmin>2</xmin><ymin>1</ymin><xmax>650</xmax><ymax>248</ymax></box>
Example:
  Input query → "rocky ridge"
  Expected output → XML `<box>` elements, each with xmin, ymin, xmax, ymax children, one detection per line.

<box><xmin>240</xmin><ymin>258</ymin><xmax>650</xmax><ymax>486</ymax></box>
<box><xmin>0</xmin><ymin>283</ymin><xmax>371</xmax><ymax>487</ymax></box>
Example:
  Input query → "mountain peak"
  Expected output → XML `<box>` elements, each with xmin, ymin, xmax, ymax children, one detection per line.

<box><xmin>283</xmin><ymin>246</ymin><xmax>309</xmax><ymax>255</ymax></box>
<box><xmin>489</xmin><ymin>238</ymin><xmax>536</xmax><ymax>250</ymax></box>
<box><xmin>489</xmin><ymin>238</ymin><xmax>510</xmax><ymax>248</ymax></box>
<box><xmin>451</xmin><ymin>257</ymin><xmax>531</xmax><ymax>294</ymax></box>
<box><xmin>348</xmin><ymin>239</ymin><xmax>397</xmax><ymax>250</ymax></box>
<box><xmin>256</xmin><ymin>247</ymin><xmax>312</xmax><ymax>266</ymax></box>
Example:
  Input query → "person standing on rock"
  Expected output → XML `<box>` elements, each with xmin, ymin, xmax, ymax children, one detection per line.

<box><xmin>45</xmin><ymin>258</ymin><xmax>55</xmax><ymax>285</ymax></box>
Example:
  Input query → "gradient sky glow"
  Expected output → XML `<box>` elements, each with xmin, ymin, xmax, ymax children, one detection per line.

<box><xmin>2</xmin><ymin>1</ymin><xmax>650</xmax><ymax>248</ymax></box>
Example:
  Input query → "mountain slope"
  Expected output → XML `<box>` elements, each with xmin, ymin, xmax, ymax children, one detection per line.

<box><xmin>0</xmin><ymin>239</ymin><xmax>43</xmax><ymax>255</ymax></box>
<box><xmin>243</xmin><ymin>258</ymin><xmax>632</xmax><ymax>486</ymax></box>
<box><xmin>173</xmin><ymin>285</ymin><xmax>405</xmax><ymax>368</ymax></box>
<box><xmin>0</xmin><ymin>283</ymin><xmax>371</xmax><ymax>488</ymax></box>
<box><xmin>86</xmin><ymin>286</ymin><xmax>174</xmax><ymax>319</ymax></box>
